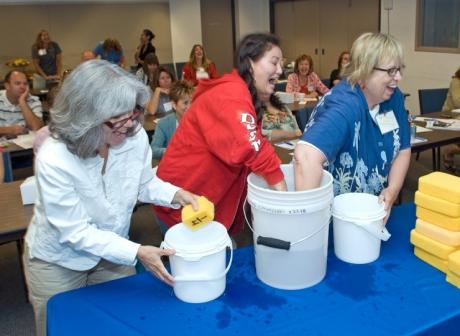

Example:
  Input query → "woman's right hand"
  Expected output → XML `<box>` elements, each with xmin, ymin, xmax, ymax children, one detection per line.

<box><xmin>270</xmin><ymin>179</ymin><xmax>288</xmax><ymax>191</ymax></box>
<box><xmin>137</xmin><ymin>245</ymin><xmax>175</xmax><ymax>286</ymax></box>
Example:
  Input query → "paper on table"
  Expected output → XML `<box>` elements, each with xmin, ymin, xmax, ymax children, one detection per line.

<box><xmin>274</xmin><ymin>139</ymin><xmax>299</xmax><ymax>150</ymax></box>
<box><xmin>451</xmin><ymin>109</ymin><xmax>460</xmax><ymax>113</ymax></box>
<box><xmin>11</xmin><ymin>132</ymin><xmax>36</xmax><ymax>149</ymax></box>
<box><xmin>411</xmin><ymin>136</ymin><xmax>428</xmax><ymax>145</ymax></box>
<box><xmin>416</xmin><ymin>126</ymin><xmax>432</xmax><ymax>133</ymax></box>
<box><xmin>415</xmin><ymin>117</ymin><xmax>460</xmax><ymax>131</ymax></box>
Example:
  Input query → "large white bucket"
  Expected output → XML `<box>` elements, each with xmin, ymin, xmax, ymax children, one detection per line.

<box><xmin>332</xmin><ymin>193</ymin><xmax>391</xmax><ymax>264</ymax></box>
<box><xmin>161</xmin><ymin>221</ymin><xmax>233</xmax><ymax>303</ymax></box>
<box><xmin>247</xmin><ymin>164</ymin><xmax>333</xmax><ymax>290</ymax></box>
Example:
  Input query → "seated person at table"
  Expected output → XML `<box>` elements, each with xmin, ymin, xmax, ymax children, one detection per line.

<box><xmin>94</xmin><ymin>38</ymin><xmax>125</xmax><ymax>67</ymax></box>
<box><xmin>329</xmin><ymin>51</ymin><xmax>350</xmax><ymax>88</ymax></box>
<box><xmin>294</xmin><ymin>32</ymin><xmax>411</xmax><ymax>223</ymax></box>
<box><xmin>286</xmin><ymin>54</ymin><xmax>329</xmax><ymax>98</ymax></box>
<box><xmin>262</xmin><ymin>94</ymin><xmax>301</xmax><ymax>142</ymax></box>
<box><xmin>182</xmin><ymin>44</ymin><xmax>218</xmax><ymax>86</ymax></box>
<box><xmin>22</xmin><ymin>60</ymin><xmax>198</xmax><ymax>336</ymax></box>
<box><xmin>0</xmin><ymin>70</ymin><xmax>43</xmax><ymax>137</ymax></box>
<box><xmin>135</xmin><ymin>53</ymin><xmax>159</xmax><ymax>86</ymax></box>
<box><xmin>145</xmin><ymin>66</ymin><xmax>175</xmax><ymax>118</ymax></box>
<box><xmin>31</xmin><ymin>30</ymin><xmax>63</xmax><ymax>81</ymax></box>
<box><xmin>442</xmin><ymin>66</ymin><xmax>460</xmax><ymax>172</ymax></box>
<box><xmin>150</xmin><ymin>80</ymin><xmax>193</xmax><ymax>160</ymax></box>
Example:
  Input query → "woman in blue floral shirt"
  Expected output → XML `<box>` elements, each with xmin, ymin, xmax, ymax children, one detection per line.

<box><xmin>294</xmin><ymin>32</ymin><xmax>411</xmax><ymax>223</ymax></box>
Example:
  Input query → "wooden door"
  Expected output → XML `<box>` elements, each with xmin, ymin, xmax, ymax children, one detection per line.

<box><xmin>274</xmin><ymin>0</ymin><xmax>319</xmax><ymax>66</ymax></box>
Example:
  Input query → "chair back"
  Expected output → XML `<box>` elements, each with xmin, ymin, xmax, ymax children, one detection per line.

<box><xmin>418</xmin><ymin>88</ymin><xmax>448</xmax><ymax>114</ymax></box>
<box><xmin>175</xmin><ymin>62</ymin><xmax>186</xmax><ymax>80</ymax></box>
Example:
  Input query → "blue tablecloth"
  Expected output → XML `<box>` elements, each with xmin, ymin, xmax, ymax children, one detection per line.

<box><xmin>47</xmin><ymin>203</ymin><xmax>460</xmax><ymax>335</ymax></box>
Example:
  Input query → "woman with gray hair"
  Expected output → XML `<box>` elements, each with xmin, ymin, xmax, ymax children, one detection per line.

<box><xmin>294</xmin><ymin>32</ymin><xmax>411</xmax><ymax>223</ymax></box>
<box><xmin>23</xmin><ymin>60</ymin><xmax>198</xmax><ymax>336</ymax></box>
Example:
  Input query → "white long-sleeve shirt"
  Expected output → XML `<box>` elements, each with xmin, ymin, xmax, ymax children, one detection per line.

<box><xmin>25</xmin><ymin>129</ymin><xmax>180</xmax><ymax>271</ymax></box>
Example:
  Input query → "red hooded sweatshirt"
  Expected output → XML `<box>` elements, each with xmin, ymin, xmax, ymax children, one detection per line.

<box><xmin>154</xmin><ymin>70</ymin><xmax>284</xmax><ymax>234</ymax></box>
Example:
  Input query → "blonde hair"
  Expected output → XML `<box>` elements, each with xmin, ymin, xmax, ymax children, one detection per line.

<box><xmin>342</xmin><ymin>32</ymin><xmax>404</xmax><ymax>86</ymax></box>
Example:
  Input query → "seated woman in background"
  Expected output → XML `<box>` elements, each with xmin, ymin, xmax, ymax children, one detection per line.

<box><xmin>134</xmin><ymin>29</ymin><xmax>156</xmax><ymax>69</ymax></box>
<box><xmin>150</xmin><ymin>80</ymin><xmax>193</xmax><ymax>161</ymax></box>
<box><xmin>286</xmin><ymin>54</ymin><xmax>329</xmax><ymax>98</ymax></box>
<box><xmin>262</xmin><ymin>94</ymin><xmax>301</xmax><ymax>142</ymax></box>
<box><xmin>329</xmin><ymin>51</ymin><xmax>350</xmax><ymax>88</ymax></box>
<box><xmin>31</xmin><ymin>30</ymin><xmax>63</xmax><ymax>81</ymax></box>
<box><xmin>145</xmin><ymin>67</ymin><xmax>175</xmax><ymax>118</ymax></box>
<box><xmin>135</xmin><ymin>53</ymin><xmax>159</xmax><ymax>86</ymax></box>
<box><xmin>182</xmin><ymin>44</ymin><xmax>218</xmax><ymax>86</ymax></box>
<box><xmin>93</xmin><ymin>38</ymin><xmax>125</xmax><ymax>67</ymax></box>
<box><xmin>294</xmin><ymin>32</ymin><xmax>410</xmax><ymax>224</ymax></box>
<box><xmin>442</xmin><ymin>66</ymin><xmax>460</xmax><ymax>172</ymax></box>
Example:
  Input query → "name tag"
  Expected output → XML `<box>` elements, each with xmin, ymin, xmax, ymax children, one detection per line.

<box><xmin>163</xmin><ymin>102</ymin><xmax>173</xmax><ymax>112</ymax></box>
<box><xmin>38</xmin><ymin>49</ymin><xmax>47</xmax><ymax>56</ymax></box>
<box><xmin>376</xmin><ymin>110</ymin><xmax>399</xmax><ymax>134</ymax></box>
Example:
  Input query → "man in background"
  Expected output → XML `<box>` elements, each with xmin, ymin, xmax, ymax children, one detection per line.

<box><xmin>0</xmin><ymin>70</ymin><xmax>43</xmax><ymax>137</ymax></box>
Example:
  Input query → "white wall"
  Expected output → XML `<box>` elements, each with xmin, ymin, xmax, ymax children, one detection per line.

<box><xmin>381</xmin><ymin>0</ymin><xmax>459</xmax><ymax>115</ymax></box>
<box><xmin>169</xmin><ymin>0</ymin><xmax>202</xmax><ymax>64</ymax></box>
<box><xmin>234</xmin><ymin>0</ymin><xmax>270</xmax><ymax>42</ymax></box>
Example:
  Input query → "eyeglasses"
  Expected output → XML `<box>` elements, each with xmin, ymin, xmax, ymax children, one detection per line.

<box><xmin>373</xmin><ymin>66</ymin><xmax>404</xmax><ymax>77</ymax></box>
<box><xmin>104</xmin><ymin>105</ymin><xmax>143</xmax><ymax>130</ymax></box>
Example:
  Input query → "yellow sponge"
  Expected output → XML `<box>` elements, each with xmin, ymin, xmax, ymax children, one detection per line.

<box><xmin>415</xmin><ymin>191</ymin><xmax>460</xmax><ymax>217</ymax></box>
<box><xmin>415</xmin><ymin>219</ymin><xmax>460</xmax><ymax>247</ymax></box>
<box><xmin>414</xmin><ymin>247</ymin><xmax>448</xmax><ymax>273</ymax></box>
<box><xmin>418</xmin><ymin>172</ymin><xmax>460</xmax><ymax>203</ymax></box>
<box><xmin>410</xmin><ymin>230</ymin><xmax>456</xmax><ymax>259</ymax></box>
<box><xmin>448</xmin><ymin>250</ymin><xmax>460</xmax><ymax>276</ymax></box>
<box><xmin>446</xmin><ymin>271</ymin><xmax>460</xmax><ymax>289</ymax></box>
<box><xmin>416</xmin><ymin>206</ymin><xmax>460</xmax><ymax>231</ymax></box>
<box><xmin>181</xmin><ymin>196</ymin><xmax>215</xmax><ymax>231</ymax></box>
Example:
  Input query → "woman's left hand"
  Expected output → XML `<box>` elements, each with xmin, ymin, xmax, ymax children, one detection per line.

<box><xmin>173</xmin><ymin>189</ymin><xmax>200</xmax><ymax>210</ymax></box>
<box><xmin>378</xmin><ymin>187</ymin><xmax>399</xmax><ymax>224</ymax></box>
<box><xmin>270</xmin><ymin>179</ymin><xmax>288</xmax><ymax>192</ymax></box>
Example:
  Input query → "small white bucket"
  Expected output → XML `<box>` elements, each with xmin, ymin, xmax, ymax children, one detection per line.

<box><xmin>247</xmin><ymin>164</ymin><xmax>333</xmax><ymax>290</ymax></box>
<box><xmin>161</xmin><ymin>221</ymin><xmax>233</xmax><ymax>303</ymax></box>
<box><xmin>332</xmin><ymin>193</ymin><xmax>391</xmax><ymax>264</ymax></box>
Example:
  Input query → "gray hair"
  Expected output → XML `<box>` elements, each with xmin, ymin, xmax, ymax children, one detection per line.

<box><xmin>342</xmin><ymin>32</ymin><xmax>404</xmax><ymax>86</ymax></box>
<box><xmin>49</xmin><ymin>60</ymin><xmax>150</xmax><ymax>158</ymax></box>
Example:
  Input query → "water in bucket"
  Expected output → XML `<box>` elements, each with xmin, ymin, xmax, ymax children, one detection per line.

<box><xmin>161</xmin><ymin>221</ymin><xmax>233</xmax><ymax>303</ymax></box>
<box><xmin>332</xmin><ymin>193</ymin><xmax>390</xmax><ymax>264</ymax></box>
<box><xmin>247</xmin><ymin>164</ymin><xmax>333</xmax><ymax>290</ymax></box>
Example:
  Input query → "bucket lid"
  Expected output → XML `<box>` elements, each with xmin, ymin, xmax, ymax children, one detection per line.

<box><xmin>163</xmin><ymin>221</ymin><xmax>230</xmax><ymax>257</ymax></box>
<box><xmin>332</xmin><ymin>193</ymin><xmax>385</xmax><ymax>220</ymax></box>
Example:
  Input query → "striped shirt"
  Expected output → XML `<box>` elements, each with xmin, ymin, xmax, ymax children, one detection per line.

<box><xmin>0</xmin><ymin>90</ymin><xmax>43</xmax><ymax>127</ymax></box>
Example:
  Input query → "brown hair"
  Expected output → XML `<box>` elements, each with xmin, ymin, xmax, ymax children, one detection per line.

<box><xmin>34</xmin><ymin>30</ymin><xmax>49</xmax><ymax>50</ymax></box>
<box><xmin>294</xmin><ymin>54</ymin><xmax>313</xmax><ymax>75</ymax></box>
<box><xmin>151</xmin><ymin>66</ymin><xmax>175</xmax><ymax>91</ymax></box>
<box><xmin>142</xmin><ymin>53</ymin><xmax>159</xmax><ymax>74</ymax></box>
<box><xmin>102</xmin><ymin>38</ymin><xmax>122</xmax><ymax>52</ymax></box>
<box><xmin>454</xmin><ymin>67</ymin><xmax>460</xmax><ymax>79</ymax></box>
<box><xmin>337</xmin><ymin>51</ymin><xmax>350</xmax><ymax>69</ymax></box>
<box><xmin>188</xmin><ymin>44</ymin><xmax>212</xmax><ymax>71</ymax></box>
<box><xmin>169</xmin><ymin>80</ymin><xmax>194</xmax><ymax>103</ymax></box>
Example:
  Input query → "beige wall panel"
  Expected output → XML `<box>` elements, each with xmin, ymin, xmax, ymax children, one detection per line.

<box><xmin>0</xmin><ymin>3</ymin><xmax>172</xmax><ymax>76</ymax></box>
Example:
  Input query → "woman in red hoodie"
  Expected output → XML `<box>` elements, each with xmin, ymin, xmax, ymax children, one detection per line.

<box><xmin>154</xmin><ymin>33</ymin><xmax>287</xmax><ymax>235</ymax></box>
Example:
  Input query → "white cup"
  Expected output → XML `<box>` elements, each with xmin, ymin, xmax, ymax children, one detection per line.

<box><xmin>426</xmin><ymin>120</ymin><xmax>434</xmax><ymax>128</ymax></box>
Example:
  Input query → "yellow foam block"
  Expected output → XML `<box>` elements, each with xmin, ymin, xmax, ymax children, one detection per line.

<box><xmin>410</xmin><ymin>230</ymin><xmax>456</xmax><ymax>259</ymax></box>
<box><xmin>416</xmin><ymin>206</ymin><xmax>460</xmax><ymax>231</ymax></box>
<box><xmin>415</xmin><ymin>219</ymin><xmax>460</xmax><ymax>247</ymax></box>
<box><xmin>446</xmin><ymin>271</ymin><xmax>460</xmax><ymax>289</ymax></box>
<box><xmin>448</xmin><ymin>250</ymin><xmax>460</xmax><ymax>276</ymax></box>
<box><xmin>415</xmin><ymin>191</ymin><xmax>460</xmax><ymax>217</ymax></box>
<box><xmin>181</xmin><ymin>196</ymin><xmax>215</xmax><ymax>231</ymax></box>
<box><xmin>414</xmin><ymin>247</ymin><xmax>448</xmax><ymax>273</ymax></box>
<box><xmin>418</xmin><ymin>172</ymin><xmax>460</xmax><ymax>203</ymax></box>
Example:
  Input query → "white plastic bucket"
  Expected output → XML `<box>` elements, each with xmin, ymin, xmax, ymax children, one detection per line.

<box><xmin>247</xmin><ymin>164</ymin><xmax>333</xmax><ymax>290</ymax></box>
<box><xmin>161</xmin><ymin>221</ymin><xmax>233</xmax><ymax>303</ymax></box>
<box><xmin>332</xmin><ymin>193</ymin><xmax>391</xmax><ymax>264</ymax></box>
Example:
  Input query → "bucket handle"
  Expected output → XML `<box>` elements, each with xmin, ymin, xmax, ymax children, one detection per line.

<box><xmin>243</xmin><ymin>197</ymin><xmax>330</xmax><ymax>250</ymax></box>
<box><xmin>170</xmin><ymin>239</ymin><xmax>234</xmax><ymax>283</ymax></box>
<box><xmin>334</xmin><ymin>215</ymin><xmax>391</xmax><ymax>241</ymax></box>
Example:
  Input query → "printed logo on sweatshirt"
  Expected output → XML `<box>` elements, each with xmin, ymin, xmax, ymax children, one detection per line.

<box><xmin>240</xmin><ymin>112</ymin><xmax>261</xmax><ymax>151</ymax></box>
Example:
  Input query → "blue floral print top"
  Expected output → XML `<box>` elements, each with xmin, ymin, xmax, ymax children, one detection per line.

<box><xmin>300</xmin><ymin>80</ymin><xmax>410</xmax><ymax>196</ymax></box>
